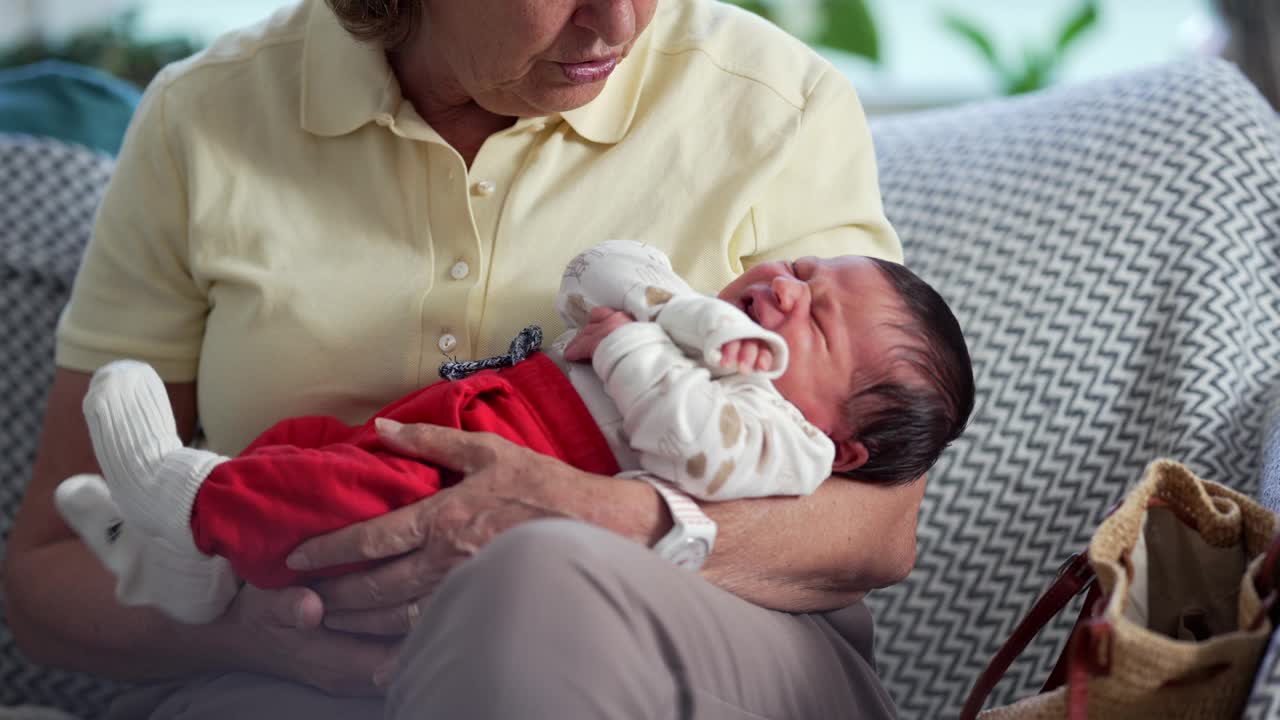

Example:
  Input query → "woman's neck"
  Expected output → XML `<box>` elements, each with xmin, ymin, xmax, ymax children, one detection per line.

<box><xmin>388</xmin><ymin>50</ymin><xmax>516</xmax><ymax>168</ymax></box>
<box><xmin>421</xmin><ymin>102</ymin><xmax>517</xmax><ymax>168</ymax></box>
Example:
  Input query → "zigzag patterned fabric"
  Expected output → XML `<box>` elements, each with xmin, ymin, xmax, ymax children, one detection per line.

<box><xmin>1246</xmin><ymin>403</ymin><xmax>1280</xmax><ymax>715</ymax></box>
<box><xmin>0</xmin><ymin>135</ymin><xmax>122</xmax><ymax>716</ymax></box>
<box><xmin>867</xmin><ymin>59</ymin><xmax>1280</xmax><ymax>717</ymax></box>
<box><xmin>3</xmin><ymin>58</ymin><xmax>1280</xmax><ymax>717</ymax></box>
<box><xmin>1249</xmin><ymin>632</ymin><xmax>1280</xmax><ymax>720</ymax></box>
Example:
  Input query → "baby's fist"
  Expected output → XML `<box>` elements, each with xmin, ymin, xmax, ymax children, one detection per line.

<box><xmin>564</xmin><ymin>307</ymin><xmax>635</xmax><ymax>362</ymax></box>
<box><xmin>720</xmin><ymin>339</ymin><xmax>774</xmax><ymax>374</ymax></box>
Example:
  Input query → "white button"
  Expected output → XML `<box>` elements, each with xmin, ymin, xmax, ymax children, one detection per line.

<box><xmin>450</xmin><ymin>261</ymin><xmax>470</xmax><ymax>280</ymax></box>
<box><xmin>438</xmin><ymin>334</ymin><xmax>458</xmax><ymax>353</ymax></box>
<box><xmin>473</xmin><ymin>180</ymin><xmax>497</xmax><ymax>196</ymax></box>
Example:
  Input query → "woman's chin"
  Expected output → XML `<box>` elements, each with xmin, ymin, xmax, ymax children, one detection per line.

<box><xmin>518</xmin><ymin>81</ymin><xmax>610</xmax><ymax>115</ymax></box>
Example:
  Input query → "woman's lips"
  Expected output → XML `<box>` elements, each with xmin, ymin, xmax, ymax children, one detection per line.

<box><xmin>558</xmin><ymin>57</ymin><xmax>618</xmax><ymax>84</ymax></box>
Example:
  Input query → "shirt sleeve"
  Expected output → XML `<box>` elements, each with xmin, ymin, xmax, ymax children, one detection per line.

<box><xmin>654</xmin><ymin>294</ymin><xmax>789</xmax><ymax>380</ymax></box>
<box><xmin>593</xmin><ymin>321</ymin><xmax>834</xmax><ymax>500</ymax></box>
<box><xmin>55</xmin><ymin>70</ymin><xmax>208</xmax><ymax>381</ymax></box>
<box><xmin>745</xmin><ymin>67</ymin><xmax>903</xmax><ymax>267</ymax></box>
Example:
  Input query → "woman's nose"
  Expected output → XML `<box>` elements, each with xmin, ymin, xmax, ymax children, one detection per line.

<box><xmin>771</xmin><ymin>275</ymin><xmax>809</xmax><ymax>313</ymax></box>
<box><xmin>573</xmin><ymin>1</ymin><xmax>637</xmax><ymax>47</ymax></box>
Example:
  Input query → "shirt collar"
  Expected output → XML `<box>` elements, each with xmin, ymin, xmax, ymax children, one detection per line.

<box><xmin>300</xmin><ymin>0</ymin><xmax>649</xmax><ymax>145</ymax></box>
<box><xmin>300</xmin><ymin>0</ymin><xmax>399</xmax><ymax>137</ymax></box>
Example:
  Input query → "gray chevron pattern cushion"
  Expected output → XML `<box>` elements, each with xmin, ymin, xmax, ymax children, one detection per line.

<box><xmin>0</xmin><ymin>134</ymin><xmax>122</xmax><ymax>717</ymax></box>
<box><xmin>867</xmin><ymin>59</ymin><xmax>1280</xmax><ymax>717</ymax></box>
<box><xmin>2</xmin><ymin>60</ymin><xmax>1280</xmax><ymax>718</ymax></box>
<box><xmin>1246</xmin><ymin>414</ymin><xmax>1280</xmax><ymax>719</ymax></box>
<box><xmin>1248</xmin><ymin>632</ymin><xmax>1280</xmax><ymax>720</ymax></box>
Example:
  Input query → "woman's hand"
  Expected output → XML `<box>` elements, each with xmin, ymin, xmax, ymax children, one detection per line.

<box><xmin>285</xmin><ymin>419</ymin><xmax>660</xmax><ymax>639</ymax></box>
<box><xmin>215</xmin><ymin>583</ymin><xmax>400</xmax><ymax>694</ymax></box>
<box><xmin>564</xmin><ymin>306</ymin><xmax>634</xmax><ymax>362</ymax></box>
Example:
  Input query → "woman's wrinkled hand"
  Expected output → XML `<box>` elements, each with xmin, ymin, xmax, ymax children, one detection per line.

<box><xmin>216</xmin><ymin>583</ymin><xmax>399</xmax><ymax>695</ymax></box>
<box><xmin>285</xmin><ymin>419</ymin><xmax>588</xmax><ymax>638</ymax></box>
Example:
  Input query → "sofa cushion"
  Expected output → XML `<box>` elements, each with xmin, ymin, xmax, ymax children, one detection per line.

<box><xmin>867</xmin><ymin>59</ymin><xmax>1280</xmax><ymax>717</ymax></box>
<box><xmin>4</xmin><ymin>58</ymin><xmax>1280</xmax><ymax>717</ymax></box>
<box><xmin>0</xmin><ymin>62</ymin><xmax>140</xmax><ymax>157</ymax></box>
<box><xmin>0</xmin><ymin>133</ymin><xmax>121</xmax><ymax>718</ymax></box>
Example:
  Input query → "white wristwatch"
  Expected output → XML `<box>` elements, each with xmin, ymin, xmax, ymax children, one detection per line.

<box><xmin>627</xmin><ymin>472</ymin><xmax>718</xmax><ymax>571</ymax></box>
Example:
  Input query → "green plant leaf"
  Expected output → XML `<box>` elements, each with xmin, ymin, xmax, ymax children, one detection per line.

<box><xmin>1054</xmin><ymin>0</ymin><xmax>1099</xmax><ymax>57</ymax></box>
<box><xmin>0</xmin><ymin>8</ymin><xmax>202</xmax><ymax>88</ymax></box>
<box><xmin>720</xmin><ymin>0</ymin><xmax>778</xmax><ymax>24</ymax></box>
<box><xmin>816</xmin><ymin>0</ymin><xmax>880</xmax><ymax>63</ymax></box>
<box><xmin>1007</xmin><ymin>47</ymin><xmax>1053</xmax><ymax>94</ymax></box>
<box><xmin>942</xmin><ymin>12</ymin><xmax>1001</xmax><ymax>68</ymax></box>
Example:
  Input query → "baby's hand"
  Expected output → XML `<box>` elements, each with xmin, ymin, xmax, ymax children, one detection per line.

<box><xmin>564</xmin><ymin>307</ymin><xmax>635</xmax><ymax>362</ymax></box>
<box><xmin>719</xmin><ymin>339</ymin><xmax>774</xmax><ymax>374</ymax></box>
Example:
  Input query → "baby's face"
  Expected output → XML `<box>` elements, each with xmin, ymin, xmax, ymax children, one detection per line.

<box><xmin>718</xmin><ymin>256</ymin><xmax>905</xmax><ymax>436</ymax></box>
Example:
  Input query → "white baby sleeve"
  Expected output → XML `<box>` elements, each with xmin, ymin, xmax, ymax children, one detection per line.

<box><xmin>654</xmin><ymin>295</ymin><xmax>789</xmax><ymax>379</ymax></box>
<box><xmin>556</xmin><ymin>240</ymin><xmax>697</xmax><ymax>329</ymax></box>
<box><xmin>593</xmin><ymin>322</ymin><xmax>834</xmax><ymax>500</ymax></box>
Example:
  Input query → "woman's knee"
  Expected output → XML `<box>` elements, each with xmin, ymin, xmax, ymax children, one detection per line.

<box><xmin>441</xmin><ymin>519</ymin><xmax>632</xmax><ymax>599</ymax></box>
<box><xmin>406</xmin><ymin>520</ymin><xmax>651</xmax><ymax>663</ymax></box>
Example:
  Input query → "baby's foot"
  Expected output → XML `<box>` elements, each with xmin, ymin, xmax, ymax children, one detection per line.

<box><xmin>55</xmin><ymin>474</ymin><xmax>240</xmax><ymax>623</ymax></box>
<box><xmin>82</xmin><ymin>360</ymin><xmax>226</xmax><ymax>544</ymax></box>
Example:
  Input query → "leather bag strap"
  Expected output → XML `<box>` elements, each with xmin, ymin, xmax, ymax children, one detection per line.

<box><xmin>959</xmin><ymin>552</ymin><xmax>1098</xmax><ymax>720</ymax></box>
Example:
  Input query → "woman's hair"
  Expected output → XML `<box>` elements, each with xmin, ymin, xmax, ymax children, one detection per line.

<box><xmin>836</xmin><ymin>259</ymin><xmax>976</xmax><ymax>486</ymax></box>
<box><xmin>324</xmin><ymin>0</ymin><xmax>422</xmax><ymax>49</ymax></box>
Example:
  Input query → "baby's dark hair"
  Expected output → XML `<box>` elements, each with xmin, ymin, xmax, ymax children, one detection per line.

<box><xmin>837</xmin><ymin>259</ymin><xmax>975</xmax><ymax>486</ymax></box>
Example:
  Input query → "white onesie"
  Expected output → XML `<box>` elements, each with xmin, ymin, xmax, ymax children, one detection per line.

<box><xmin>548</xmin><ymin>241</ymin><xmax>835</xmax><ymax>500</ymax></box>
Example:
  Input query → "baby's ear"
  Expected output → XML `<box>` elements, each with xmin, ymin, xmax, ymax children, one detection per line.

<box><xmin>832</xmin><ymin>438</ymin><xmax>869</xmax><ymax>473</ymax></box>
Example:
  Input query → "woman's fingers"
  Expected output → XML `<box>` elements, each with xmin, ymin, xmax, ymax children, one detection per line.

<box><xmin>227</xmin><ymin>584</ymin><xmax>322</xmax><ymax>631</ymax></box>
<box><xmin>309</xmin><ymin>549</ymin><xmax>443</xmax><ymax>611</ymax></box>
<box><xmin>224</xmin><ymin>585</ymin><xmax>398</xmax><ymax>696</ymax></box>
<box><xmin>374</xmin><ymin>418</ymin><xmax>495</xmax><ymax>473</ymax></box>
<box><xmin>287</xmin><ymin>499</ymin><xmax>428</xmax><ymax>570</ymax></box>
<box><xmin>323</xmin><ymin>600</ymin><xmax>424</xmax><ymax>637</ymax></box>
<box><xmin>260</xmin><ymin>585</ymin><xmax>325</xmax><ymax>630</ymax></box>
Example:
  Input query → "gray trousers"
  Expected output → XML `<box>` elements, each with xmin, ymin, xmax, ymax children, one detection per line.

<box><xmin>107</xmin><ymin>519</ymin><xmax>896</xmax><ymax>719</ymax></box>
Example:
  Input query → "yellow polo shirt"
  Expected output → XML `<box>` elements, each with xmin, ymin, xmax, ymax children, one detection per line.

<box><xmin>57</xmin><ymin>0</ymin><xmax>901</xmax><ymax>455</ymax></box>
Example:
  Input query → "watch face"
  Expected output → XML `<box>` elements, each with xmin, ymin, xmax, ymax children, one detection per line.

<box><xmin>672</xmin><ymin>538</ymin><xmax>710</xmax><ymax>570</ymax></box>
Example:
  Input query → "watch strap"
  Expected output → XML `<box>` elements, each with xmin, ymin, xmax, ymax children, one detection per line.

<box><xmin>625</xmin><ymin>472</ymin><xmax>717</xmax><ymax>568</ymax></box>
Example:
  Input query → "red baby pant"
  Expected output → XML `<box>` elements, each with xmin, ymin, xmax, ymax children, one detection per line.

<box><xmin>188</xmin><ymin>353</ymin><xmax>620</xmax><ymax>588</ymax></box>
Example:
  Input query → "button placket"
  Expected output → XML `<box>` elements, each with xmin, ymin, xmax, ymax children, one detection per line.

<box><xmin>464</xmin><ymin>129</ymin><xmax>535</xmax><ymax>356</ymax></box>
<box><xmin>418</xmin><ymin>144</ymin><xmax>480</xmax><ymax>376</ymax></box>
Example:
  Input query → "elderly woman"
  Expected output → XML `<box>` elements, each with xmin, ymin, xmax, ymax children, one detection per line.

<box><xmin>2</xmin><ymin>0</ymin><xmax>924</xmax><ymax>717</ymax></box>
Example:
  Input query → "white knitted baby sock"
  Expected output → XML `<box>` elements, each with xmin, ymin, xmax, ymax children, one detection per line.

<box><xmin>55</xmin><ymin>474</ymin><xmax>241</xmax><ymax>623</ymax></box>
<box><xmin>82</xmin><ymin>360</ymin><xmax>227</xmax><ymax>546</ymax></box>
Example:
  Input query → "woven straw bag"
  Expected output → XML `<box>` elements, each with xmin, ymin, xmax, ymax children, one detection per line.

<box><xmin>961</xmin><ymin>459</ymin><xmax>1280</xmax><ymax>719</ymax></box>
